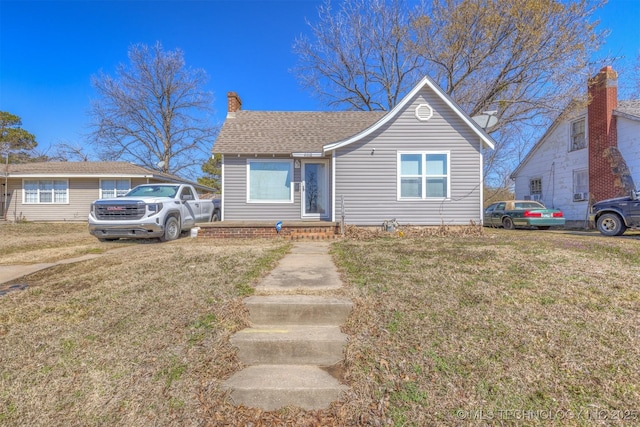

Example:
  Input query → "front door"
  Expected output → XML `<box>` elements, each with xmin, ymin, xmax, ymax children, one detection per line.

<box><xmin>302</xmin><ymin>161</ymin><xmax>329</xmax><ymax>219</ymax></box>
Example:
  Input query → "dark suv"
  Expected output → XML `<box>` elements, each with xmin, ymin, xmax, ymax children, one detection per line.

<box><xmin>590</xmin><ymin>191</ymin><xmax>640</xmax><ymax>236</ymax></box>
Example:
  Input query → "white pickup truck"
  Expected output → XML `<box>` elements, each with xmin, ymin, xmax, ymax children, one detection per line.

<box><xmin>88</xmin><ymin>183</ymin><xmax>220</xmax><ymax>242</ymax></box>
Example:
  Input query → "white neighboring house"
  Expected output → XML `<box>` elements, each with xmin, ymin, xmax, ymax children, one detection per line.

<box><xmin>511</xmin><ymin>66</ymin><xmax>640</xmax><ymax>228</ymax></box>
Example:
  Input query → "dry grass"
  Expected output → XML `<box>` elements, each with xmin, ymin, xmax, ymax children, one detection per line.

<box><xmin>1</xmin><ymin>224</ymin><xmax>639</xmax><ymax>426</ymax></box>
<box><xmin>0</xmin><ymin>222</ymin><xmax>131</xmax><ymax>264</ymax></box>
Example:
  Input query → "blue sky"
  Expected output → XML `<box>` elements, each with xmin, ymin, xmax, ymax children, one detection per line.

<box><xmin>1</xmin><ymin>0</ymin><xmax>639</xmax><ymax>160</ymax></box>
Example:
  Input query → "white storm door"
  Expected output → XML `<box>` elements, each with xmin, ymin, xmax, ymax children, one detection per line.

<box><xmin>302</xmin><ymin>161</ymin><xmax>329</xmax><ymax>219</ymax></box>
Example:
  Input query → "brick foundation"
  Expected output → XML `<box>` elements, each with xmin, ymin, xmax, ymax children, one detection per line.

<box><xmin>197</xmin><ymin>223</ymin><xmax>341</xmax><ymax>240</ymax></box>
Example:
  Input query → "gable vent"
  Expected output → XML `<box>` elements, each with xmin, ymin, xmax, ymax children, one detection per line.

<box><xmin>415</xmin><ymin>103</ymin><xmax>433</xmax><ymax>121</ymax></box>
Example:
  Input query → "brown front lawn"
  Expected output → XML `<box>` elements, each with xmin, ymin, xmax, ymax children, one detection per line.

<box><xmin>0</xmin><ymin>224</ymin><xmax>638</xmax><ymax>426</ymax></box>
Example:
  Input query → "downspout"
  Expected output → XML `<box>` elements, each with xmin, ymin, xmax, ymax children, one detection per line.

<box><xmin>331</xmin><ymin>151</ymin><xmax>336</xmax><ymax>222</ymax></box>
<box><xmin>4</xmin><ymin>149</ymin><xmax>8</xmax><ymax>220</ymax></box>
<box><xmin>479</xmin><ymin>138</ymin><xmax>485</xmax><ymax>225</ymax></box>
<box><xmin>221</xmin><ymin>155</ymin><xmax>225</xmax><ymax>221</ymax></box>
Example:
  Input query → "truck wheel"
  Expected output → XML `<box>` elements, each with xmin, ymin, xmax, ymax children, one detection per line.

<box><xmin>596</xmin><ymin>213</ymin><xmax>626</xmax><ymax>236</ymax></box>
<box><xmin>502</xmin><ymin>217</ymin><xmax>515</xmax><ymax>230</ymax></box>
<box><xmin>161</xmin><ymin>217</ymin><xmax>181</xmax><ymax>241</ymax></box>
<box><xmin>211</xmin><ymin>210</ymin><xmax>220</xmax><ymax>222</ymax></box>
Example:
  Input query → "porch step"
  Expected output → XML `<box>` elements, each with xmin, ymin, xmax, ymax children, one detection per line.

<box><xmin>289</xmin><ymin>227</ymin><xmax>338</xmax><ymax>240</ymax></box>
<box><xmin>223</xmin><ymin>243</ymin><xmax>352</xmax><ymax>411</ymax></box>
<box><xmin>230</xmin><ymin>325</ymin><xmax>347</xmax><ymax>365</ymax></box>
<box><xmin>244</xmin><ymin>295</ymin><xmax>352</xmax><ymax>325</ymax></box>
<box><xmin>224</xmin><ymin>365</ymin><xmax>348</xmax><ymax>411</ymax></box>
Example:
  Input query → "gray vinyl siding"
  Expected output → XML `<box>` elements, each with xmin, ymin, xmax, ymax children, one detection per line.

<box><xmin>334</xmin><ymin>88</ymin><xmax>483</xmax><ymax>226</ymax></box>
<box><xmin>223</xmin><ymin>156</ymin><xmax>326</xmax><ymax>221</ymax></box>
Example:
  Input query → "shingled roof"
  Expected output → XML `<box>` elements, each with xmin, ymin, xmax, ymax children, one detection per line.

<box><xmin>213</xmin><ymin>110</ymin><xmax>386</xmax><ymax>155</ymax></box>
<box><xmin>3</xmin><ymin>161</ymin><xmax>215</xmax><ymax>193</ymax></box>
<box><xmin>615</xmin><ymin>100</ymin><xmax>640</xmax><ymax>120</ymax></box>
<box><xmin>6</xmin><ymin>161</ymin><xmax>160</xmax><ymax>175</ymax></box>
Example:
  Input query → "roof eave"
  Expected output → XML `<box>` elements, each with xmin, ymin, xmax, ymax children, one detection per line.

<box><xmin>613</xmin><ymin>110</ymin><xmax>640</xmax><ymax>122</ymax></box>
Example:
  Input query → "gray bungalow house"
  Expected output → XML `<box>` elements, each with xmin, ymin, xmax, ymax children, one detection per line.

<box><xmin>213</xmin><ymin>76</ymin><xmax>495</xmax><ymax>227</ymax></box>
<box><xmin>1</xmin><ymin>161</ymin><xmax>214</xmax><ymax>222</ymax></box>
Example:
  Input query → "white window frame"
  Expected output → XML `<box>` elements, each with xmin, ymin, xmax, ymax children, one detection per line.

<box><xmin>22</xmin><ymin>179</ymin><xmax>69</xmax><ymax>204</ymax></box>
<box><xmin>99</xmin><ymin>179</ymin><xmax>131</xmax><ymax>199</ymax></box>
<box><xmin>246</xmin><ymin>159</ymin><xmax>294</xmax><ymax>203</ymax></box>
<box><xmin>570</xmin><ymin>118</ymin><xmax>586</xmax><ymax>151</ymax></box>
<box><xmin>573</xmin><ymin>169</ymin><xmax>589</xmax><ymax>201</ymax></box>
<box><xmin>529</xmin><ymin>178</ymin><xmax>542</xmax><ymax>197</ymax></box>
<box><xmin>397</xmin><ymin>151</ymin><xmax>450</xmax><ymax>200</ymax></box>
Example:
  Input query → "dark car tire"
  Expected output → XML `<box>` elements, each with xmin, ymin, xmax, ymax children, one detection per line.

<box><xmin>160</xmin><ymin>217</ymin><xmax>181</xmax><ymax>242</ymax></box>
<box><xmin>596</xmin><ymin>213</ymin><xmax>626</xmax><ymax>236</ymax></box>
<box><xmin>502</xmin><ymin>217</ymin><xmax>515</xmax><ymax>230</ymax></box>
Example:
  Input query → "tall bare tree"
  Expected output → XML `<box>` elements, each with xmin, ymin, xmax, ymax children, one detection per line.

<box><xmin>293</xmin><ymin>0</ymin><xmax>607</xmax><ymax>185</ymax></box>
<box><xmin>89</xmin><ymin>42</ymin><xmax>216</xmax><ymax>178</ymax></box>
<box><xmin>293</xmin><ymin>0</ymin><xmax>426</xmax><ymax>110</ymax></box>
<box><xmin>49</xmin><ymin>142</ymin><xmax>93</xmax><ymax>162</ymax></box>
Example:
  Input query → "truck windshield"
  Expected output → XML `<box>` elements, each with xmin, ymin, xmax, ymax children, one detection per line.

<box><xmin>126</xmin><ymin>185</ymin><xmax>179</xmax><ymax>198</ymax></box>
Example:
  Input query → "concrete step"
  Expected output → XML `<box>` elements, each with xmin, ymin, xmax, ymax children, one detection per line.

<box><xmin>230</xmin><ymin>325</ymin><xmax>347</xmax><ymax>365</ymax></box>
<box><xmin>244</xmin><ymin>295</ymin><xmax>353</xmax><ymax>326</ymax></box>
<box><xmin>224</xmin><ymin>364</ymin><xmax>348</xmax><ymax>411</ymax></box>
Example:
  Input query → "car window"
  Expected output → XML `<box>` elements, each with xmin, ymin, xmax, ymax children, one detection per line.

<box><xmin>515</xmin><ymin>202</ymin><xmax>545</xmax><ymax>210</ymax></box>
<box><xmin>484</xmin><ymin>204</ymin><xmax>497</xmax><ymax>213</ymax></box>
<box><xmin>181</xmin><ymin>186</ymin><xmax>194</xmax><ymax>199</ymax></box>
<box><xmin>496</xmin><ymin>202</ymin><xmax>506</xmax><ymax>210</ymax></box>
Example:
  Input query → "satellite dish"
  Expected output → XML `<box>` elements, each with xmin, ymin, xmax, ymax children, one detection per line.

<box><xmin>472</xmin><ymin>113</ymin><xmax>498</xmax><ymax>130</ymax></box>
<box><xmin>156</xmin><ymin>161</ymin><xmax>165</xmax><ymax>169</ymax></box>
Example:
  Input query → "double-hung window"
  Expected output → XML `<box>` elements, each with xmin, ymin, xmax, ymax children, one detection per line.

<box><xmin>247</xmin><ymin>159</ymin><xmax>293</xmax><ymax>203</ymax></box>
<box><xmin>23</xmin><ymin>180</ymin><xmax>68</xmax><ymax>204</ymax></box>
<box><xmin>100</xmin><ymin>179</ymin><xmax>130</xmax><ymax>198</ymax></box>
<box><xmin>398</xmin><ymin>152</ymin><xmax>450</xmax><ymax>199</ymax></box>
<box><xmin>570</xmin><ymin>118</ymin><xmax>586</xmax><ymax>151</ymax></box>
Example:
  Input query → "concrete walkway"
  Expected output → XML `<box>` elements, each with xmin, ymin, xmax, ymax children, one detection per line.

<box><xmin>224</xmin><ymin>241</ymin><xmax>353</xmax><ymax>411</ymax></box>
<box><xmin>0</xmin><ymin>254</ymin><xmax>104</xmax><ymax>286</ymax></box>
<box><xmin>256</xmin><ymin>241</ymin><xmax>343</xmax><ymax>291</ymax></box>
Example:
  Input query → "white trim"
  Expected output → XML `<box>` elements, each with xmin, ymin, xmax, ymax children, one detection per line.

<box><xmin>99</xmin><ymin>178</ymin><xmax>131</xmax><ymax>199</ymax></box>
<box><xmin>569</xmin><ymin>116</ymin><xmax>587</xmax><ymax>152</ymax></box>
<box><xmin>220</xmin><ymin>156</ymin><xmax>225</xmax><ymax>221</ymax></box>
<box><xmin>22</xmin><ymin>178</ymin><xmax>69</xmax><ymax>205</ymax></box>
<box><xmin>396</xmin><ymin>151</ymin><xmax>451</xmax><ymax>200</ymax></box>
<box><xmin>415</xmin><ymin>103</ymin><xmax>433</xmax><ymax>121</ymax></box>
<box><xmin>479</xmin><ymin>141</ymin><xmax>485</xmax><ymax>224</ymax></box>
<box><xmin>10</xmin><ymin>174</ymin><xmax>155</xmax><ymax>179</ymax></box>
<box><xmin>301</xmin><ymin>159</ymin><xmax>330</xmax><ymax>220</ymax></box>
<box><xmin>331</xmin><ymin>152</ymin><xmax>336</xmax><ymax>222</ymax></box>
<box><xmin>323</xmin><ymin>75</ymin><xmax>495</xmax><ymax>153</ymax></box>
<box><xmin>246</xmin><ymin>158</ymin><xmax>294</xmax><ymax>204</ymax></box>
<box><xmin>291</xmin><ymin>152</ymin><xmax>324</xmax><ymax>158</ymax></box>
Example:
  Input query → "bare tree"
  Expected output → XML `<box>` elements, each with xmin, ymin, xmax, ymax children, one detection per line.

<box><xmin>89</xmin><ymin>42</ymin><xmax>217</xmax><ymax>178</ymax></box>
<box><xmin>293</xmin><ymin>0</ymin><xmax>607</xmax><ymax>185</ymax></box>
<box><xmin>49</xmin><ymin>142</ymin><xmax>93</xmax><ymax>162</ymax></box>
<box><xmin>293</xmin><ymin>0</ymin><xmax>426</xmax><ymax>110</ymax></box>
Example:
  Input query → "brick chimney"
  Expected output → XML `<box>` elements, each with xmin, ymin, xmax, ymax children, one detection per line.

<box><xmin>227</xmin><ymin>92</ymin><xmax>242</xmax><ymax>116</ymax></box>
<box><xmin>588</xmin><ymin>66</ymin><xmax>620</xmax><ymax>201</ymax></box>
